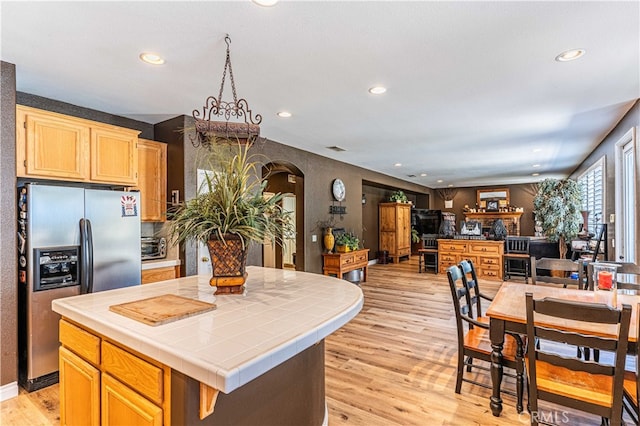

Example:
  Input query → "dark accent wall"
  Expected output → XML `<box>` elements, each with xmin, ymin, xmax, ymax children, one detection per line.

<box><xmin>16</xmin><ymin>93</ymin><xmax>154</xmax><ymax>139</ymax></box>
<box><xmin>570</xmin><ymin>100</ymin><xmax>640</xmax><ymax>261</ymax></box>
<box><xmin>1</xmin><ymin>62</ymin><xmax>17</xmax><ymax>388</ymax></box>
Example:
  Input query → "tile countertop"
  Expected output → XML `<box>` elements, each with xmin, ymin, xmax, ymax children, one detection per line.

<box><xmin>52</xmin><ymin>266</ymin><xmax>363</xmax><ymax>394</ymax></box>
<box><xmin>141</xmin><ymin>258</ymin><xmax>181</xmax><ymax>270</ymax></box>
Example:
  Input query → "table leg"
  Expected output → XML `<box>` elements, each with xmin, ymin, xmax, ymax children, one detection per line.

<box><xmin>489</xmin><ymin>317</ymin><xmax>505</xmax><ymax>417</ymax></box>
<box><xmin>363</xmin><ymin>265</ymin><xmax>367</xmax><ymax>282</ymax></box>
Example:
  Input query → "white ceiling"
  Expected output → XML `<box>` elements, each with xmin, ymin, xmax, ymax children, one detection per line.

<box><xmin>2</xmin><ymin>1</ymin><xmax>638</xmax><ymax>188</ymax></box>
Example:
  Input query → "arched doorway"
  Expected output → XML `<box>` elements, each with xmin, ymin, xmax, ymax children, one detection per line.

<box><xmin>263</xmin><ymin>162</ymin><xmax>305</xmax><ymax>271</ymax></box>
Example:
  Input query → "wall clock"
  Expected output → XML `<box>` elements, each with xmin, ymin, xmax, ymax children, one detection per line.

<box><xmin>332</xmin><ymin>178</ymin><xmax>346</xmax><ymax>202</ymax></box>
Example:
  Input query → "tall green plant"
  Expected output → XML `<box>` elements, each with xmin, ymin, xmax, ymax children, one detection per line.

<box><xmin>533</xmin><ymin>178</ymin><xmax>582</xmax><ymax>259</ymax></box>
<box><xmin>168</xmin><ymin>142</ymin><xmax>293</xmax><ymax>250</ymax></box>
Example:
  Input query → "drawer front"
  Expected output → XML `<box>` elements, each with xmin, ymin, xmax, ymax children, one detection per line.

<box><xmin>439</xmin><ymin>259</ymin><xmax>458</xmax><ymax>273</ymax></box>
<box><xmin>439</xmin><ymin>253</ymin><xmax>458</xmax><ymax>263</ymax></box>
<box><xmin>469</xmin><ymin>243</ymin><xmax>502</xmax><ymax>255</ymax></box>
<box><xmin>479</xmin><ymin>267</ymin><xmax>502</xmax><ymax>280</ymax></box>
<box><xmin>59</xmin><ymin>319</ymin><xmax>101</xmax><ymax>366</ymax></box>
<box><xmin>102</xmin><ymin>341</ymin><xmax>163</xmax><ymax>405</ymax></box>
<box><xmin>141</xmin><ymin>266</ymin><xmax>176</xmax><ymax>284</ymax></box>
<box><xmin>341</xmin><ymin>254</ymin><xmax>356</xmax><ymax>266</ymax></box>
<box><xmin>354</xmin><ymin>251</ymin><xmax>368</xmax><ymax>263</ymax></box>
<box><xmin>439</xmin><ymin>242</ymin><xmax>467</xmax><ymax>253</ymax></box>
<box><xmin>480</xmin><ymin>256</ymin><xmax>502</xmax><ymax>267</ymax></box>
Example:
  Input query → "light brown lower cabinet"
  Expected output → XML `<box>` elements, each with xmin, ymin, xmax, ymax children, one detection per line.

<box><xmin>59</xmin><ymin>346</ymin><xmax>100</xmax><ymax>426</ymax></box>
<box><xmin>141</xmin><ymin>266</ymin><xmax>177</xmax><ymax>284</ymax></box>
<box><xmin>102</xmin><ymin>373</ymin><xmax>163</xmax><ymax>426</ymax></box>
<box><xmin>59</xmin><ymin>319</ymin><xmax>170</xmax><ymax>425</ymax></box>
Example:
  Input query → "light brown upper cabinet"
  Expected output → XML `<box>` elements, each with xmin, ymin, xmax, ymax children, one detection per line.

<box><xmin>16</xmin><ymin>105</ymin><xmax>139</xmax><ymax>186</ymax></box>
<box><xmin>136</xmin><ymin>139</ymin><xmax>167</xmax><ymax>222</ymax></box>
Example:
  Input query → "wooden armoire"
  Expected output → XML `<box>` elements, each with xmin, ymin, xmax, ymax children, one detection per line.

<box><xmin>379</xmin><ymin>202</ymin><xmax>411</xmax><ymax>263</ymax></box>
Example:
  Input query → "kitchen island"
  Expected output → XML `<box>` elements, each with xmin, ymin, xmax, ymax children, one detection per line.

<box><xmin>52</xmin><ymin>266</ymin><xmax>363</xmax><ymax>425</ymax></box>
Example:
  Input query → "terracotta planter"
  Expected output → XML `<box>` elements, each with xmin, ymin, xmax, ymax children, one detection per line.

<box><xmin>206</xmin><ymin>234</ymin><xmax>248</xmax><ymax>295</ymax></box>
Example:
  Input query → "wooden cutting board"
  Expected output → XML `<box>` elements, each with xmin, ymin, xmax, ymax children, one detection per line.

<box><xmin>109</xmin><ymin>294</ymin><xmax>217</xmax><ymax>326</ymax></box>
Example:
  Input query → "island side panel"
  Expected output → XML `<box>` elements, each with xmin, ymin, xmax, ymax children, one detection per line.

<box><xmin>171</xmin><ymin>341</ymin><xmax>326</xmax><ymax>426</ymax></box>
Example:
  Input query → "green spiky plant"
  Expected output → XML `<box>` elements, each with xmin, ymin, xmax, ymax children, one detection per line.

<box><xmin>533</xmin><ymin>178</ymin><xmax>582</xmax><ymax>259</ymax></box>
<box><xmin>168</xmin><ymin>141</ymin><xmax>293</xmax><ymax>250</ymax></box>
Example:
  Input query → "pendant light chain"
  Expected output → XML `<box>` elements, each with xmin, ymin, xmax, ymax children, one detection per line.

<box><xmin>217</xmin><ymin>35</ymin><xmax>239</xmax><ymax>107</ymax></box>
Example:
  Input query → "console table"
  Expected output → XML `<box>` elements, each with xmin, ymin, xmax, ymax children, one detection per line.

<box><xmin>322</xmin><ymin>249</ymin><xmax>370</xmax><ymax>282</ymax></box>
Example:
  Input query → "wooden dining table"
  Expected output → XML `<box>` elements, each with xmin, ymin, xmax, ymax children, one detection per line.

<box><xmin>486</xmin><ymin>282</ymin><xmax>639</xmax><ymax>417</ymax></box>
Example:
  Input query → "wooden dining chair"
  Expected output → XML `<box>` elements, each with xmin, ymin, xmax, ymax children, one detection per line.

<box><xmin>525</xmin><ymin>293</ymin><xmax>632</xmax><ymax>426</ymax></box>
<box><xmin>530</xmin><ymin>257</ymin><xmax>585</xmax><ymax>289</ymax></box>
<box><xmin>503</xmin><ymin>236</ymin><xmax>530</xmax><ymax>282</ymax></box>
<box><xmin>459</xmin><ymin>259</ymin><xmax>492</xmax><ymax>319</ymax></box>
<box><xmin>418</xmin><ymin>235</ymin><xmax>438</xmax><ymax>273</ymax></box>
<box><xmin>446</xmin><ymin>265</ymin><xmax>525</xmax><ymax>413</ymax></box>
<box><xmin>622</xmin><ymin>302</ymin><xmax>639</xmax><ymax>425</ymax></box>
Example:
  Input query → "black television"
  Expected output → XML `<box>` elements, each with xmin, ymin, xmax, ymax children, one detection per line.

<box><xmin>412</xmin><ymin>209</ymin><xmax>442</xmax><ymax>236</ymax></box>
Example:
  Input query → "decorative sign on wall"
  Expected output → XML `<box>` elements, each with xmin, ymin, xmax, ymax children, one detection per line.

<box><xmin>329</xmin><ymin>205</ymin><xmax>347</xmax><ymax>215</ymax></box>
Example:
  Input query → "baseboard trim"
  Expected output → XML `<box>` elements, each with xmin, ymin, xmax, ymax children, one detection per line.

<box><xmin>0</xmin><ymin>381</ymin><xmax>19</xmax><ymax>401</ymax></box>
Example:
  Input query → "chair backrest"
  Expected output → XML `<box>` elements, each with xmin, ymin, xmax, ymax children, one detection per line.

<box><xmin>505</xmin><ymin>236</ymin><xmax>530</xmax><ymax>254</ymax></box>
<box><xmin>422</xmin><ymin>234</ymin><xmax>438</xmax><ymax>250</ymax></box>
<box><xmin>591</xmin><ymin>223</ymin><xmax>608</xmax><ymax>262</ymax></box>
<box><xmin>530</xmin><ymin>257</ymin><xmax>585</xmax><ymax>288</ymax></box>
<box><xmin>525</xmin><ymin>293</ymin><xmax>632</xmax><ymax>421</ymax></box>
<box><xmin>586</xmin><ymin>262</ymin><xmax>640</xmax><ymax>291</ymax></box>
<box><xmin>446</xmin><ymin>265</ymin><xmax>480</xmax><ymax>339</ymax></box>
<box><xmin>459</xmin><ymin>259</ymin><xmax>483</xmax><ymax>316</ymax></box>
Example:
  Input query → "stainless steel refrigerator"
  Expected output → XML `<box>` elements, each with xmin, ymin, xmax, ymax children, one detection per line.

<box><xmin>17</xmin><ymin>183</ymin><xmax>141</xmax><ymax>391</ymax></box>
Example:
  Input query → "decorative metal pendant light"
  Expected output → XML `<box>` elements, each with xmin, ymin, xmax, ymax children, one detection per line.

<box><xmin>191</xmin><ymin>35</ymin><xmax>262</xmax><ymax>148</ymax></box>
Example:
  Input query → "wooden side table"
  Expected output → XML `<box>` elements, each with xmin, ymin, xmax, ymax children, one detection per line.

<box><xmin>322</xmin><ymin>249</ymin><xmax>370</xmax><ymax>282</ymax></box>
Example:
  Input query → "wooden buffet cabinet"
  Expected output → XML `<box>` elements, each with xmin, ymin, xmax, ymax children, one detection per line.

<box><xmin>379</xmin><ymin>202</ymin><xmax>411</xmax><ymax>263</ymax></box>
<box><xmin>322</xmin><ymin>249</ymin><xmax>370</xmax><ymax>282</ymax></box>
<box><xmin>438</xmin><ymin>239</ymin><xmax>504</xmax><ymax>281</ymax></box>
<box><xmin>16</xmin><ymin>105</ymin><xmax>139</xmax><ymax>186</ymax></box>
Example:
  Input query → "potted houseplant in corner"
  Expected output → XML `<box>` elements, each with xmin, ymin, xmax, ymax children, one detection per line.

<box><xmin>533</xmin><ymin>178</ymin><xmax>582</xmax><ymax>260</ymax></box>
<box><xmin>168</xmin><ymin>141</ymin><xmax>293</xmax><ymax>294</ymax></box>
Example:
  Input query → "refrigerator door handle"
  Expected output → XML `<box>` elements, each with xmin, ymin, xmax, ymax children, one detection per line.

<box><xmin>79</xmin><ymin>218</ymin><xmax>95</xmax><ymax>294</ymax></box>
<box><xmin>79</xmin><ymin>219</ymin><xmax>87</xmax><ymax>294</ymax></box>
<box><xmin>85</xmin><ymin>219</ymin><xmax>94</xmax><ymax>293</ymax></box>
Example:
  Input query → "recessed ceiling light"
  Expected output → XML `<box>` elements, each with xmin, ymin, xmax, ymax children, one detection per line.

<box><xmin>252</xmin><ymin>0</ymin><xmax>278</xmax><ymax>6</ymax></box>
<box><xmin>555</xmin><ymin>48</ymin><xmax>586</xmax><ymax>62</ymax></box>
<box><xmin>533</xmin><ymin>148</ymin><xmax>542</xmax><ymax>153</ymax></box>
<box><xmin>277</xmin><ymin>111</ymin><xmax>292</xmax><ymax>118</ymax></box>
<box><xmin>139</xmin><ymin>52</ymin><xmax>165</xmax><ymax>65</ymax></box>
<box><xmin>532</xmin><ymin>164</ymin><xmax>541</xmax><ymax>168</ymax></box>
<box><xmin>420</xmin><ymin>173</ymin><xmax>427</xmax><ymax>177</ymax></box>
<box><xmin>448</xmin><ymin>184</ymin><xmax>453</xmax><ymax>187</ymax></box>
<box><xmin>394</xmin><ymin>163</ymin><xmax>402</xmax><ymax>167</ymax></box>
<box><xmin>532</xmin><ymin>173</ymin><xmax>540</xmax><ymax>176</ymax></box>
<box><xmin>368</xmin><ymin>86</ymin><xmax>387</xmax><ymax>95</ymax></box>
<box><xmin>437</xmin><ymin>179</ymin><xmax>443</xmax><ymax>183</ymax></box>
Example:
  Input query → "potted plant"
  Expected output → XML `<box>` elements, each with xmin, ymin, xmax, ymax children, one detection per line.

<box><xmin>335</xmin><ymin>232</ymin><xmax>360</xmax><ymax>253</ymax></box>
<box><xmin>389</xmin><ymin>190</ymin><xmax>408</xmax><ymax>203</ymax></box>
<box><xmin>533</xmin><ymin>178</ymin><xmax>582</xmax><ymax>260</ymax></box>
<box><xmin>168</xmin><ymin>141</ymin><xmax>293</xmax><ymax>294</ymax></box>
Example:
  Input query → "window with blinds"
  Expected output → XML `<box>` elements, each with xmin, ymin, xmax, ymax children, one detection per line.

<box><xmin>578</xmin><ymin>156</ymin><xmax>605</xmax><ymax>234</ymax></box>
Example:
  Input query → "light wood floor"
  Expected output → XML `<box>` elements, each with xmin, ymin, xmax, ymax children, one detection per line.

<box><xmin>1</xmin><ymin>257</ymin><xmax>634</xmax><ymax>425</ymax></box>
